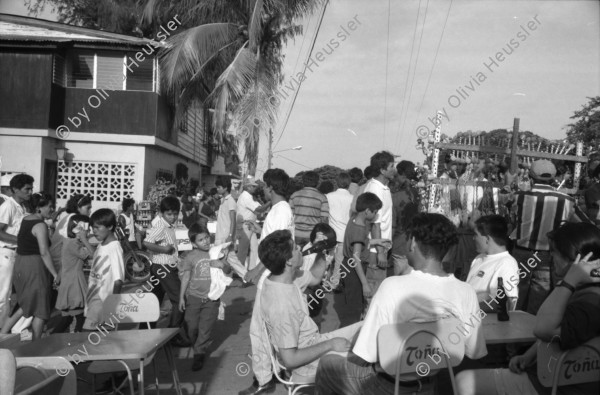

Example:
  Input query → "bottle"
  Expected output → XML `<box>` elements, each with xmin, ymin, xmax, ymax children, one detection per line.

<box><xmin>497</xmin><ymin>278</ymin><xmax>510</xmax><ymax>321</ymax></box>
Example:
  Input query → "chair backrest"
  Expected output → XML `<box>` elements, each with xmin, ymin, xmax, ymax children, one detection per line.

<box><xmin>13</xmin><ymin>355</ymin><xmax>76</xmax><ymax>395</ymax></box>
<box><xmin>101</xmin><ymin>292</ymin><xmax>160</xmax><ymax>327</ymax></box>
<box><xmin>377</xmin><ymin>318</ymin><xmax>465</xmax><ymax>382</ymax></box>
<box><xmin>537</xmin><ymin>336</ymin><xmax>600</xmax><ymax>391</ymax></box>
<box><xmin>262</xmin><ymin>321</ymin><xmax>294</xmax><ymax>385</ymax></box>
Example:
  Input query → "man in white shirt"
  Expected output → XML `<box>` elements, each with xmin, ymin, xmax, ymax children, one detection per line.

<box><xmin>0</xmin><ymin>174</ymin><xmax>33</xmax><ymax>328</ymax></box>
<box><xmin>326</xmin><ymin>172</ymin><xmax>354</xmax><ymax>291</ymax></box>
<box><xmin>0</xmin><ymin>174</ymin><xmax>15</xmax><ymax>207</ymax></box>
<box><xmin>236</xmin><ymin>176</ymin><xmax>269</xmax><ymax>270</ymax></box>
<box><xmin>315</xmin><ymin>213</ymin><xmax>488</xmax><ymax>395</ymax></box>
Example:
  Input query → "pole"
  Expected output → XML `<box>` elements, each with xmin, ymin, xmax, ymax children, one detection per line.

<box><xmin>268</xmin><ymin>128</ymin><xmax>273</xmax><ymax>169</ymax></box>
<box><xmin>510</xmin><ymin>118</ymin><xmax>520</xmax><ymax>174</ymax></box>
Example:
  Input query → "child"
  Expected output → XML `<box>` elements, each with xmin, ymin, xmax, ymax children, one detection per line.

<box><xmin>143</xmin><ymin>196</ymin><xmax>186</xmax><ymax>338</ymax></box>
<box><xmin>342</xmin><ymin>192</ymin><xmax>382</xmax><ymax>324</ymax></box>
<box><xmin>119</xmin><ymin>198</ymin><xmax>142</xmax><ymax>250</ymax></box>
<box><xmin>466</xmin><ymin>214</ymin><xmax>519</xmax><ymax>312</ymax></box>
<box><xmin>83</xmin><ymin>209</ymin><xmax>124</xmax><ymax>330</ymax></box>
<box><xmin>178</xmin><ymin>224</ymin><xmax>231</xmax><ymax>371</ymax></box>
<box><xmin>55</xmin><ymin>214</ymin><xmax>94</xmax><ymax>332</ymax></box>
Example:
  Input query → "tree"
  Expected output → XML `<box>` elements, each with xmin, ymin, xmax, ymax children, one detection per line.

<box><xmin>565</xmin><ymin>96</ymin><xmax>600</xmax><ymax>154</ymax></box>
<box><xmin>145</xmin><ymin>0</ymin><xmax>324</xmax><ymax>175</ymax></box>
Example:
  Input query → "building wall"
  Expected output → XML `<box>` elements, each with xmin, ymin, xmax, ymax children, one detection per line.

<box><xmin>0</xmin><ymin>51</ymin><xmax>53</xmax><ymax>129</ymax></box>
<box><xmin>0</xmin><ymin>134</ymin><xmax>44</xmax><ymax>183</ymax></box>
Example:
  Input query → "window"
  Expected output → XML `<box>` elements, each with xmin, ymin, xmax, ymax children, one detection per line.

<box><xmin>67</xmin><ymin>52</ymin><xmax>94</xmax><ymax>88</ymax></box>
<box><xmin>126</xmin><ymin>52</ymin><xmax>154</xmax><ymax>91</ymax></box>
<box><xmin>65</xmin><ymin>50</ymin><xmax>156</xmax><ymax>92</ymax></box>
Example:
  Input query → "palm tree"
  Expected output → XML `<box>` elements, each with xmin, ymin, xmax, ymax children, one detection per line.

<box><xmin>143</xmin><ymin>0</ymin><xmax>324</xmax><ymax>175</ymax></box>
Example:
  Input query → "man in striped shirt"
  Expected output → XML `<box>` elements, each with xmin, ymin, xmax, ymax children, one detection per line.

<box><xmin>509</xmin><ymin>160</ymin><xmax>590</xmax><ymax>314</ymax></box>
<box><xmin>289</xmin><ymin>171</ymin><xmax>329</xmax><ymax>247</ymax></box>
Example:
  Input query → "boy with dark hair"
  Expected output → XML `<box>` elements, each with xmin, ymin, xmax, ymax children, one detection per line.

<box><xmin>179</xmin><ymin>223</ymin><xmax>232</xmax><ymax>371</ymax></box>
<box><xmin>144</xmin><ymin>196</ymin><xmax>187</xmax><ymax>342</ymax></box>
<box><xmin>467</xmin><ymin>215</ymin><xmax>519</xmax><ymax>311</ymax></box>
<box><xmin>259</xmin><ymin>230</ymin><xmax>362</xmax><ymax>383</ymax></box>
<box><xmin>215</xmin><ymin>177</ymin><xmax>236</xmax><ymax>245</ymax></box>
<box><xmin>119</xmin><ymin>198</ymin><xmax>141</xmax><ymax>250</ymax></box>
<box><xmin>83</xmin><ymin>209</ymin><xmax>124</xmax><ymax>330</ymax></box>
<box><xmin>290</xmin><ymin>171</ymin><xmax>329</xmax><ymax>246</ymax></box>
<box><xmin>0</xmin><ymin>173</ymin><xmax>33</xmax><ymax>327</ymax></box>
<box><xmin>342</xmin><ymin>192</ymin><xmax>383</xmax><ymax>324</ymax></box>
<box><xmin>348</xmin><ymin>167</ymin><xmax>363</xmax><ymax>196</ymax></box>
<box><xmin>316</xmin><ymin>213</ymin><xmax>487</xmax><ymax>395</ymax></box>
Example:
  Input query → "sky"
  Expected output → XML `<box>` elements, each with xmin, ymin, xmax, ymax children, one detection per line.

<box><xmin>2</xmin><ymin>0</ymin><xmax>598</xmax><ymax>178</ymax></box>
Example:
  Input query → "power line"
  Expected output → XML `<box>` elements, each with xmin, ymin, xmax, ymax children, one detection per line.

<box><xmin>275</xmin><ymin>154</ymin><xmax>312</xmax><ymax>169</ymax></box>
<box><xmin>382</xmin><ymin>0</ymin><xmax>392</xmax><ymax>147</ymax></box>
<box><xmin>397</xmin><ymin>0</ymin><xmax>430</xmax><ymax>153</ymax></box>
<box><xmin>392</xmin><ymin>0</ymin><xmax>423</xmax><ymax>152</ymax></box>
<box><xmin>273</xmin><ymin>0</ymin><xmax>329</xmax><ymax>148</ymax></box>
<box><xmin>411</xmin><ymin>0</ymin><xmax>453</xmax><ymax>135</ymax></box>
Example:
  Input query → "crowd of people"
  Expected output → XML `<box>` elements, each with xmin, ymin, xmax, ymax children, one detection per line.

<box><xmin>0</xmin><ymin>149</ymin><xmax>599</xmax><ymax>394</ymax></box>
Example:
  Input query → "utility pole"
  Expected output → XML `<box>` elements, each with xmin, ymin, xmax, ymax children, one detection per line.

<box><xmin>268</xmin><ymin>128</ymin><xmax>273</xmax><ymax>169</ymax></box>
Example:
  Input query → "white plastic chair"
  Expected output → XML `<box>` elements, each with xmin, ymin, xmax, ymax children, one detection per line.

<box><xmin>0</xmin><ymin>349</ymin><xmax>76</xmax><ymax>395</ymax></box>
<box><xmin>377</xmin><ymin>318</ymin><xmax>465</xmax><ymax>395</ymax></box>
<box><xmin>87</xmin><ymin>292</ymin><xmax>160</xmax><ymax>395</ymax></box>
<box><xmin>537</xmin><ymin>336</ymin><xmax>600</xmax><ymax>395</ymax></box>
<box><xmin>263</xmin><ymin>322</ymin><xmax>315</xmax><ymax>395</ymax></box>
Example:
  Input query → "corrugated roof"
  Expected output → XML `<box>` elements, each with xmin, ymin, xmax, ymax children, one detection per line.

<box><xmin>0</xmin><ymin>14</ymin><xmax>160</xmax><ymax>47</ymax></box>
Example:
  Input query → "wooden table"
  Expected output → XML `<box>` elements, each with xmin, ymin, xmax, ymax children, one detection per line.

<box><xmin>12</xmin><ymin>328</ymin><xmax>182</xmax><ymax>395</ymax></box>
<box><xmin>482</xmin><ymin>311</ymin><xmax>537</xmax><ymax>344</ymax></box>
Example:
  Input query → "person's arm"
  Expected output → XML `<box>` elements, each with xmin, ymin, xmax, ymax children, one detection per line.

<box><xmin>143</xmin><ymin>241</ymin><xmax>175</xmax><ymax>254</ymax></box>
<box><xmin>321</xmin><ymin>199</ymin><xmax>329</xmax><ymax>224</ymax></box>
<box><xmin>278</xmin><ymin>338</ymin><xmax>350</xmax><ymax>370</ymax></box>
<box><xmin>226</xmin><ymin>210</ymin><xmax>236</xmax><ymax>243</ymax></box>
<box><xmin>33</xmin><ymin>223</ymin><xmax>58</xmax><ymax>281</ymax></box>
<box><xmin>77</xmin><ymin>230</ymin><xmax>96</xmax><ymax>255</ymax></box>
<box><xmin>308</xmin><ymin>252</ymin><xmax>332</xmax><ymax>286</ymax></box>
<box><xmin>508</xmin><ymin>341</ymin><xmax>539</xmax><ymax>374</ymax></box>
<box><xmin>0</xmin><ymin>223</ymin><xmax>17</xmax><ymax>245</ymax></box>
<box><xmin>352</xmin><ymin>244</ymin><xmax>371</xmax><ymax>297</ymax></box>
<box><xmin>210</xmin><ymin>258</ymin><xmax>232</xmax><ymax>274</ymax></box>
<box><xmin>245</xmin><ymin>262</ymin><xmax>267</xmax><ymax>283</ymax></box>
<box><xmin>534</xmin><ymin>253</ymin><xmax>600</xmax><ymax>340</ymax></box>
<box><xmin>179</xmin><ymin>270</ymin><xmax>190</xmax><ymax>312</ymax></box>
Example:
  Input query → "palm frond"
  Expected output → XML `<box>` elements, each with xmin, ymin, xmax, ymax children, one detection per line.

<box><xmin>159</xmin><ymin>23</ymin><xmax>241</xmax><ymax>95</ymax></box>
<box><xmin>248</xmin><ymin>0</ymin><xmax>264</xmax><ymax>51</ymax></box>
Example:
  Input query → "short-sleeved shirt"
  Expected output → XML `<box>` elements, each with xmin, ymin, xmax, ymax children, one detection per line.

<box><xmin>466</xmin><ymin>251</ymin><xmax>519</xmax><ymax>303</ymax></box>
<box><xmin>343</xmin><ymin>218</ymin><xmax>370</xmax><ymax>261</ymax></box>
<box><xmin>326</xmin><ymin>188</ymin><xmax>353</xmax><ymax>242</ymax></box>
<box><xmin>353</xmin><ymin>270</ymin><xmax>488</xmax><ymax>363</ymax></box>
<box><xmin>215</xmin><ymin>194</ymin><xmax>237</xmax><ymax>244</ymax></box>
<box><xmin>179</xmin><ymin>249</ymin><xmax>211</xmax><ymax>298</ymax></box>
<box><xmin>85</xmin><ymin>240</ymin><xmax>125</xmax><ymax>325</ymax></box>
<box><xmin>260</xmin><ymin>278</ymin><xmax>319</xmax><ymax>378</ymax></box>
<box><xmin>145</xmin><ymin>216</ymin><xmax>178</xmax><ymax>266</ymax></box>
<box><xmin>237</xmin><ymin>190</ymin><xmax>260</xmax><ymax>222</ymax></box>
<box><xmin>0</xmin><ymin>196</ymin><xmax>26</xmax><ymax>249</ymax></box>
<box><xmin>348</xmin><ymin>182</ymin><xmax>360</xmax><ymax>196</ymax></box>
<box><xmin>289</xmin><ymin>187</ymin><xmax>329</xmax><ymax>241</ymax></box>
<box><xmin>363</xmin><ymin>179</ymin><xmax>393</xmax><ymax>242</ymax></box>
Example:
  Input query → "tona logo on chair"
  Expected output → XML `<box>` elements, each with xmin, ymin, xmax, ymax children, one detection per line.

<box><xmin>117</xmin><ymin>300</ymin><xmax>139</xmax><ymax>313</ymax></box>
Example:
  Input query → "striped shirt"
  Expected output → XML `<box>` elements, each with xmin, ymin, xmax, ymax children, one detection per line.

<box><xmin>289</xmin><ymin>187</ymin><xmax>329</xmax><ymax>240</ymax></box>
<box><xmin>511</xmin><ymin>184</ymin><xmax>590</xmax><ymax>251</ymax></box>
<box><xmin>145</xmin><ymin>216</ymin><xmax>178</xmax><ymax>266</ymax></box>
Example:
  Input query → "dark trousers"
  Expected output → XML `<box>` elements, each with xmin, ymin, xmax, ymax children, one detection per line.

<box><xmin>184</xmin><ymin>296</ymin><xmax>219</xmax><ymax>355</ymax></box>
<box><xmin>150</xmin><ymin>264</ymin><xmax>185</xmax><ymax>329</ymax></box>
<box><xmin>342</xmin><ymin>258</ymin><xmax>367</xmax><ymax>325</ymax></box>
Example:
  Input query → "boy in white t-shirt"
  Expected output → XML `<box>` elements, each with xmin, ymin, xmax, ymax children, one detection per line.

<box><xmin>466</xmin><ymin>215</ymin><xmax>519</xmax><ymax>312</ymax></box>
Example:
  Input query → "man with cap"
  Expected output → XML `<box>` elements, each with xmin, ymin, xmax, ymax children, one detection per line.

<box><xmin>508</xmin><ymin>159</ymin><xmax>590</xmax><ymax>314</ymax></box>
<box><xmin>236</xmin><ymin>176</ymin><xmax>270</xmax><ymax>271</ymax></box>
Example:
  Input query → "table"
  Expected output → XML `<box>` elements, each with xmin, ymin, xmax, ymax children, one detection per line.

<box><xmin>12</xmin><ymin>328</ymin><xmax>182</xmax><ymax>395</ymax></box>
<box><xmin>482</xmin><ymin>311</ymin><xmax>537</xmax><ymax>344</ymax></box>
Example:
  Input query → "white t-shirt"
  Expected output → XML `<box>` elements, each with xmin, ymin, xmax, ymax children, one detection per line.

<box><xmin>215</xmin><ymin>194</ymin><xmax>237</xmax><ymax>244</ymax></box>
<box><xmin>85</xmin><ymin>240</ymin><xmax>125</xmax><ymax>325</ymax></box>
<box><xmin>237</xmin><ymin>190</ymin><xmax>260</xmax><ymax>222</ymax></box>
<box><xmin>466</xmin><ymin>251</ymin><xmax>519</xmax><ymax>303</ymax></box>
<box><xmin>353</xmin><ymin>270</ymin><xmax>488</xmax><ymax>363</ymax></box>
<box><xmin>326</xmin><ymin>188</ymin><xmax>353</xmax><ymax>242</ymax></box>
<box><xmin>363</xmin><ymin>178</ymin><xmax>393</xmax><ymax>240</ymax></box>
<box><xmin>0</xmin><ymin>197</ymin><xmax>26</xmax><ymax>248</ymax></box>
<box><xmin>257</xmin><ymin>201</ymin><xmax>295</xmax><ymax>290</ymax></box>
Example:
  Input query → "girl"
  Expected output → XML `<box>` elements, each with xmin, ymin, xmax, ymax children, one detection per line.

<box><xmin>0</xmin><ymin>192</ymin><xmax>59</xmax><ymax>340</ymax></box>
<box><xmin>54</xmin><ymin>214</ymin><xmax>94</xmax><ymax>333</ymax></box>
